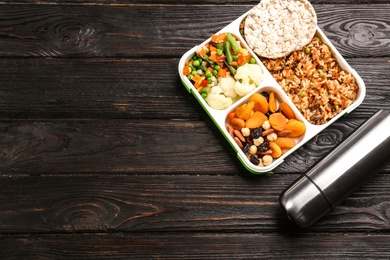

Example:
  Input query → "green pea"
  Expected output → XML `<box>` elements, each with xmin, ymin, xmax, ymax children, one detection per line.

<box><xmin>304</xmin><ymin>47</ymin><xmax>310</xmax><ymax>54</ymax></box>
<box><xmin>205</xmin><ymin>71</ymin><xmax>212</xmax><ymax>78</ymax></box>
<box><xmin>201</xmin><ymin>87</ymin><xmax>211</xmax><ymax>94</ymax></box>
<box><xmin>217</xmin><ymin>49</ymin><xmax>223</xmax><ymax>56</ymax></box>
<box><xmin>213</xmin><ymin>70</ymin><xmax>218</xmax><ymax>76</ymax></box>
<box><xmin>191</xmin><ymin>70</ymin><xmax>197</xmax><ymax>76</ymax></box>
<box><xmin>193</xmin><ymin>60</ymin><xmax>200</xmax><ymax>67</ymax></box>
<box><xmin>214</xmin><ymin>65</ymin><xmax>221</xmax><ymax>71</ymax></box>
<box><xmin>207</xmin><ymin>78</ymin><xmax>213</xmax><ymax>84</ymax></box>
<box><xmin>250</xmin><ymin>58</ymin><xmax>256</xmax><ymax>64</ymax></box>
<box><xmin>201</xmin><ymin>92</ymin><xmax>208</xmax><ymax>99</ymax></box>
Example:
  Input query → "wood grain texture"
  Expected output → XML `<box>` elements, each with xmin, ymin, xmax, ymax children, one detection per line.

<box><xmin>0</xmin><ymin>58</ymin><xmax>388</xmax><ymax>120</ymax></box>
<box><xmin>0</xmin><ymin>0</ymin><xmax>389</xmax><ymax>258</ymax></box>
<box><xmin>0</xmin><ymin>5</ymin><xmax>389</xmax><ymax>58</ymax></box>
<box><xmin>1</xmin><ymin>232</ymin><xmax>390</xmax><ymax>259</ymax></box>
<box><xmin>1</xmin><ymin>118</ymin><xmax>389</xmax><ymax>175</ymax></box>
<box><xmin>0</xmin><ymin>232</ymin><xmax>389</xmax><ymax>259</ymax></box>
<box><xmin>1</xmin><ymin>174</ymin><xmax>390</xmax><ymax>234</ymax></box>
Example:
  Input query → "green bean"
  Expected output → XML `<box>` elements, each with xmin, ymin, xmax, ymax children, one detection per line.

<box><xmin>198</xmin><ymin>65</ymin><xmax>207</xmax><ymax>71</ymax></box>
<box><xmin>224</xmin><ymin>42</ymin><xmax>233</xmax><ymax>64</ymax></box>
<box><xmin>225</xmin><ymin>33</ymin><xmax>241</xmax><ymax>54</ymax></box>
<box><xmin>224</xmin><ymin>61</ymin><xmax>236</xmax><ymax>75</ymax></box>
<box><xmin>201</xmin><ymin>55</ymin><xmax>216</xmax><ymax>66</ymax></box>
<box><xmin>210</xmin><ymin>42</ymin><xmax>224</xmax><ymax>50</ymax></box>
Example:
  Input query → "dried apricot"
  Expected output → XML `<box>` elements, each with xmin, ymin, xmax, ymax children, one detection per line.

<box><xmin>274</xmin><ymin>137</ymin><xmax>296</xmax><ymax>149</ymax></box>
<box><xmin>284</xmin><ymin>119</ymin><xmax>306</xmax><ymax>137</ymax></box>
<box><xmin>230</xmin><ymin>118</ymin><xmax>245</xmax><ymax>130</ymax></box>
<box><xmin>269</xmin><ymin>112</ymin><xmax>287</xmax><ymax>131</ymax></box>
<box><xmin>246</xmin><ymin>111</ymin><xmax>268</xmax><ymax>129</ymax></box>
<box><xmin>279</xmin><ymin>102</ymin><xmax>296</xmax><ymax>119</ymax></box>
<box><xmin>269</xmin><ymin>142</ymin><xmax>282</xmax><ymax>158</ymax></box>
<box><xmin>236</xmin><ymin>102</ymin><xmax>255</xmax><ymax>120</ymax></box>
<box><xmin>249</xmin><ymin>93</ymin><xmax>269</xmax><ymax>114</ymax></box>
<box><xmin>269</xmin><ymin>91</ymin><xmax>277</xmax><ymax>113</ymax></box>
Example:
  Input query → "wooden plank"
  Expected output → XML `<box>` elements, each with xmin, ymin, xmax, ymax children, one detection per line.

<box><xmin>0</xmin><ymin>57</ymin><xmax>388</xmax><ymax>120</ymax></box>
<box><xmin>0</xmin><ymin>232</ymin><xmax>390</xmax><ymax>259</ymax></box>
<box><xmin>1</xmin><ymin>0</ymin><xmax>388</xmax><ymax>6</ymax></box>
<box><xmin>0</xmin><ymin>174</ymin><xmax>390</xmax><ymax>234</ymax></box>
<box><xmin>0</xmin><ymin>5</ymin><xmax>388</xmax><ymax>58</ymax></box>
<box><xmin>1</xmin><ymin>232</ymin><xmax>390</xmax><ymax>259</ymax></box>
<box><xmin>1</xmin><ymin>117</ymin><xmax>389</xmax><ymax>175</ymax></box>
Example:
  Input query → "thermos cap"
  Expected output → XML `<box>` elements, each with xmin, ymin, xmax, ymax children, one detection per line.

<box><xmin>280</xmin><ymin>175</ymin><xmax>331</xmax><ymax>228</ymax></box>
<box><xmin>280</xmin><ymin>110</ymin><xmax>390</xmax><ymax>228</ymax></box>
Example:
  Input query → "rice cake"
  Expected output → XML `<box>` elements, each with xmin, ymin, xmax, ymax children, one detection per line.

<box><xmin>244</xmin><ymin>0</ymin><xmax>317</xmax><ymax>59</ymax></box>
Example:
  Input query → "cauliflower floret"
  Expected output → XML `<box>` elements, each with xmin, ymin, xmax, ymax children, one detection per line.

<box><xmin>217</xmin><ymin>75</ymin><xmax>237</xmax><ymax>99</ymax></box>
<box><xmin>234</xmin><ymin>81</ymin><xmax>256</xmax><ymax>96</ymax></box>
<box><xmin>233</xmin><ymin>63</ymin><xmax>264</xmax><ymax>96</ymax></box>
<box><xmin>247</xmin><ymin>64</ymin><xmax>264</xmax><ymax>85</ymax></box>
<box><xmin>205</xmin><ymin>86</ymin><xmax>233</xmax><ymax>110</ymax></box>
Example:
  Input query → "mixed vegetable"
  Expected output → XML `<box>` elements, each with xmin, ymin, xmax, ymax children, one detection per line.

<box><xmin>183</xmin><ymin>33</ymin><xmax>264</xmax><ymax>110</ymax></box>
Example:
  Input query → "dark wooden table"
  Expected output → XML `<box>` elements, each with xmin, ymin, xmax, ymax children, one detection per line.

<box><xmin>1</xmin><ymin>0</ymin><xmax>389</xmax><ymax>258</ymax></box>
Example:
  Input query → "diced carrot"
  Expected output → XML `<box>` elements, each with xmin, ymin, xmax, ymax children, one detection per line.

<box><xmin>199</xmin><ymin>48</ymin><xmax>207</xmax><ymax>57</ymax></box>
<box><xmin>237</xmin><ymin>54</ymin><xmax>250</xmax><ymax>66</ymax></box>
<box><xmin>218</xmin><ymin>68</ymin><xmax>227</xmax><ymax>77</ymax></box>
<box><xmin>209</xmin><ymin>45</ymin><xmax>218</xmax><ymax>53</ymax></box>
<box><xmin>209</xmin><ymin>53</ymin><xmax>219</xmax><ymax>63</ymax></box>
<box><xmin>207</xmin><ymin>67</ymin><xmax>214</xmax><ymax>73</ymax></box>
<box><xmin>192</xmin><ymin>74</ymin><xmax>202</xmax><ymax>84</ymax></box>
<box><xmin>183</xmin><ymin>66</ymin><xmax>191</xmax><ymax>76</ymax></box>
<box><xmin>211</xmin><ymin>33</ymin><xmax>226</xmax><ymax>43</ymax></box>
<box><xmin>194</xmin><ymin>81</ymin><xmax>201</xmax><ymax>89</ymax></box>
<box><xmin>231</xmin><ymin>61</ymin><xmax>238</xmax><ymax>67</ymax></box>
<box><xmin>185</xmin><ymin>61</ymin><xmax>192</xmax><ymax>66</ymax></box>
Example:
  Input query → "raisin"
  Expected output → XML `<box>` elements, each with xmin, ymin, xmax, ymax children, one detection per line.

<box><xmin>250</xmin><ymin>127</ymin><xmax>263</xmax><ymax>139</ymax></box>
<box><xmin>249</xmin><ymin>154</ymin><xmax>260</xmax><ymax>165</ymax></box>
<box><xmin>261</xmin><ymin>91</ymin><xmax>270</xmax><ymax>101</ymax></box>
<box><xmin>242</xmin><ymin>143</ymin><xmax>250</xmax><ymax>153</ymax></box>
<box><xmin>258</xmin><ymin>141</ymin><xmax>270</xmax><ymax>152</ymax></box>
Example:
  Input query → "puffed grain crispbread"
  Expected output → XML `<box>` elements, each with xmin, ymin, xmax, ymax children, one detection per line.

<box><xmin>244</xmin><ymin>0</ymin><xmax>317</xmax><ymax>59</ymax></box>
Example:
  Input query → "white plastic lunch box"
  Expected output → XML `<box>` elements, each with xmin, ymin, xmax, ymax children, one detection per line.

<box><xmin>178</xmin><ymin>11</ymin><xmax>366</xmax><ymax>174</ymax></box>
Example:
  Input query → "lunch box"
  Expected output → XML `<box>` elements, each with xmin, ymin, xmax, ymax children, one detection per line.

<box><xmin>178</xmin><ymin>10</ymin><xmax>366</xmax><ymax>174</ymax></box>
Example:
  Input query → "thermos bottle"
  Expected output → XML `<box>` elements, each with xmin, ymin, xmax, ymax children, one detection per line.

<box><xmin>280</xmin><ymin>110</ymin><xmax>390</xmax><ymax>228</ymax></box>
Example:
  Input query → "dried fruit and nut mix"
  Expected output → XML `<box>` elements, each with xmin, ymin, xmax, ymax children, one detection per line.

<box><xmin>182</xmin><ymin>33</ymin><xmax>264</xmax><ymax>110</ymax></box>
<box><xmin>226</xmin><ymin>91</ymin><xmax>306</xmax><ymax>167</ymax></box>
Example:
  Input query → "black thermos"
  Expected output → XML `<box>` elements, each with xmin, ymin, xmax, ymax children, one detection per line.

<box><xmin>280</xmin><ymin>110</ymin><xmax>390</xmax><ymax>228</ymax></box>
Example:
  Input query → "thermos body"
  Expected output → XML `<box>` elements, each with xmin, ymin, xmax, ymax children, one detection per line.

<box><xmin>280</xmin><ymin>110</ymin><xmax>390</xmax><ymax>228</ymax></box>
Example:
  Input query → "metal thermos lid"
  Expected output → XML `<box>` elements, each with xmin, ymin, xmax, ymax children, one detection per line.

<box><xmin>280</xmin><ymin>175</ymin><xmax>331</xmax><ymax>228</ymax></box>
<box><xmin>280</xmin><ymin>110</ymin><xmax>390</xmax><ymax>228</ymax></box>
